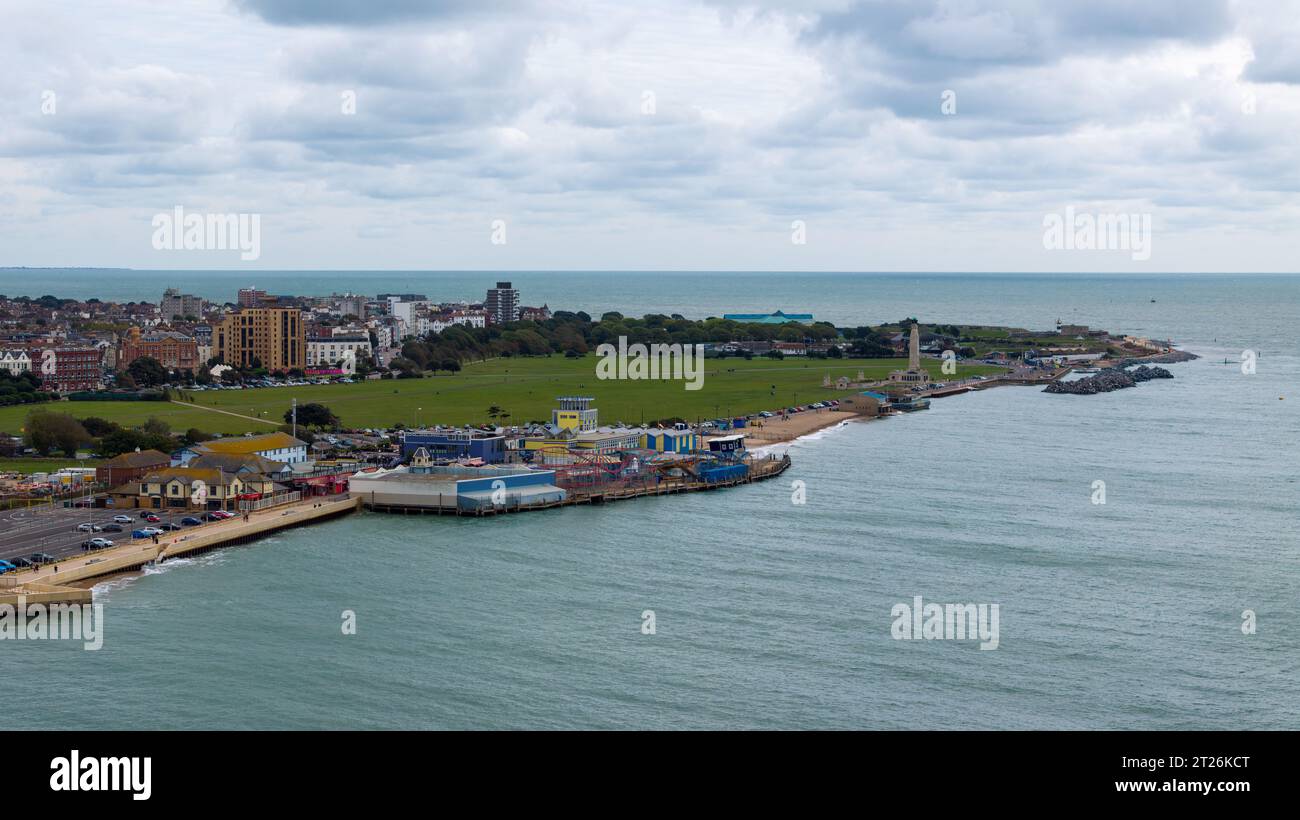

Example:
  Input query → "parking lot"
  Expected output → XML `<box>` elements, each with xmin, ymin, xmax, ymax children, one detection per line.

<box><xmin>0</xmin><ymin>503</ymin><xmax>204</xmax><ymax>568</ymax></box>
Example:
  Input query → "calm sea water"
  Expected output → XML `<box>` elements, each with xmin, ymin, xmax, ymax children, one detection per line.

<box><xmin>2</xmin><ymin>272</ymin><xmax>1297</xmax><ymax>729</ymax></box>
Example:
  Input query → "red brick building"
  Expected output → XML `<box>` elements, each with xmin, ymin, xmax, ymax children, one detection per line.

<box><xmin>95</xmin><ymin>449</ymin><xmax>173</xmax><ymax>488</ymax></box>
<box><xmin>117</xmin><ymin>326</ymin><xmax>199</xmax><ymax>372</ymax></box>
<box><xmin>34</xmin><ymin>346</ymin><xmax>103</xmax><ymax>392</ymax></box>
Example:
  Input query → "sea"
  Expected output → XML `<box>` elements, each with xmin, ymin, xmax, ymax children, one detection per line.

<box><xmin>1</xmin><ymin>271</ymin><xmax>1296</xmax><ymax>730</ymax></box>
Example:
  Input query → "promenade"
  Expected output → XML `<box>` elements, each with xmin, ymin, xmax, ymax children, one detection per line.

<box><xmin>0</xmin><ymin>494</ymin><xmax>359</xmax><ymax>606</ymax></box>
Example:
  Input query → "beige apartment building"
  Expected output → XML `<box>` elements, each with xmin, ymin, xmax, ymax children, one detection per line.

<box><xmin>214</xmin><ymin>307</ymin><xmax>306</xmax><ymax>371</ymax></box>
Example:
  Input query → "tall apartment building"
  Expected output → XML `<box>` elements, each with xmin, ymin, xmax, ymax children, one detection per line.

<box><xmin>485</xmin><ymin>281</ymin><xmax>519</xmax><ymax>325</ymax></box>
<box><xmin>237</xmin><ymin>287</ymin><xmax>269</xmax><ymax>308</ymax></box>
<box><xmin>160</xmin><ymin>288</ymin><xmax>206</xmax><ymax>321</ymax></box>
<box><xmin>214</xmin><ymin>308</ymin><xmax>306</xmax><ymax>371</ymax></box>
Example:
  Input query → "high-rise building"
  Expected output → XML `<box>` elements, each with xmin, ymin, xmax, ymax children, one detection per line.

<box><xmin>485</xmin><ymin>281</ymin><xmax>519</xmax><ymax>325</ymax></box>
<box><xmin>214</xmin><ymin>308</ymin><xmax>305</xmax><ymax>372</ymax></box>
<box><xmin>238</xmin><ymin>287</ymin><xmax>268</xmax><ymax>308</ymax></box>
<box><xmin>160</xmin><ymin>288</ymin><xmax>206</xmax><ymax>321</ymax></box>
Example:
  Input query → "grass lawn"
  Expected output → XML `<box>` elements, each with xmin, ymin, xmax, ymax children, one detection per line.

<box><xmin>0</xmin><ymin>356</ymin><xmax>1005</xmax><ymax>435</ymax></box>
<box><xmin>0</xmin><ymin>457</ymin><xmax>101</xmax><ymax>474</ymax></box>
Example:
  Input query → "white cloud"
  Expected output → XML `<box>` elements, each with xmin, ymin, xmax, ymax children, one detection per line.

<box><xmin>0</xmin><ymin>0</ymin><xmax>1296</xmax><ymax>271</ymax></box>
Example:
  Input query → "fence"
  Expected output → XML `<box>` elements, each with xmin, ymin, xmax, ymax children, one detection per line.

<box><xmin>238</xmin><ymin>490</ymin><xmax>301</xmax><ymax>512</ymax></box>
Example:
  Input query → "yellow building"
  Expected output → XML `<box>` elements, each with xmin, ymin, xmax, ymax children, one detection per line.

<box><xmin>214</xmin><ymin>307</ymin><xmax>306</xmax><ymax>372</ymax></box>
<box><xmin>553</xmin><ymin>396</ymin><xmax>598</xmax><ymax>432</ymax></box>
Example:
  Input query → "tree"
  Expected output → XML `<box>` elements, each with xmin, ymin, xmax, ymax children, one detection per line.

<box><xmin>183</xmin><ymin>428</ymin><xmax>214</xmax><ymax>445</ymax></box>
<box><xmin>142</xmin><ymin>416</ymin><xmax>171</xmax><ymax>436</ymax></box>
<box><xmin>81</xmin><ymin>416</ymin><xmax>121</xmax><ymax>437</ymax></box>
<box><xmin>126</xmin><ymin>356</ymin><xmax>169</xmax><ymax>388</ymax></box>
<box><xmin>98</xmin><ymin>428</ymin><xmax>176</xmax><ymax>458</ymax></box>
<box><xmin>24</xmin><ymin>410</ymin><xmax>92</xmax><ymax>456</ymax></box>
<box><xmin>288</xmin><ymin>402</ymin><xmax>339</xmax><ymax>429</ymax></box>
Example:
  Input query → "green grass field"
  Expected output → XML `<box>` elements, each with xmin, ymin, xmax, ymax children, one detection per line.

<box><xmin>0</xmin><ymin>457</ymin><xmax>100</xmax><ymax>474</ymax></box>
<box><xmin>0</xmin><ymin>356</ymin><xmax>1005</xmax><ymax>436</ymax></box>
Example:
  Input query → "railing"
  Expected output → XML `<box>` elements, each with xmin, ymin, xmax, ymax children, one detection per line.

<box><xmin>238</xmin><ymin>490</ymin><xmax>301</xmax><ymax>512</ymax></box>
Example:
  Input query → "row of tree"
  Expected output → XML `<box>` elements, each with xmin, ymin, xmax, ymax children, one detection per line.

<box><xmin>0</xmin><ymin>370</ymin><xmax>54</xmax><ymax>407</ymax></box>
<box><xmin>20</xmin><ymin>410</ymin><xmax>217</xmax><ymax>458</ymax></box>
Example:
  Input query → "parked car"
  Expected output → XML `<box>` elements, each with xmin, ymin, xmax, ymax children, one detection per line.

<box><xmin>0</xmin><ymin>560</ymin><xmax>16</xmax><ymax>575</ymax></box>
<box><xmin>181</xmin><ymin>516</ymin><xmax>204</xmax><ymax>526</ymax></box>
<box><xmin>76</xmin><ymin>522</ymin><xmax>101</xmax><ymax>532</ymax></box>
<box><xmin>82</xmin><ymin>537</ymin><xmax>115</xmax><ymax>550</ymax></box>
<box><xmin>158</xmin><ymin>523</ymin><xmax>183</xmax><ymax>531</ymax></box>
<box><xmin>7</xmin><ymin>557</ymin><xmax>32</xmax><ymax>569</ymax></box>
<box><xmin>202</xmin><ymin>512</ymin><xmax>224</xmax><ymax>522</ymax></box>
<box><xmin>113</xmin><ymin>514</ymin><xmax>134</xmax><ymax>524</ymax></box>
<box><xmin>29</xmin><ymin>553</ymin><xmax>55</xmax><ymax>565</ymax></box>
<box><xmin>211</xmin><ymin>510</ymin><xmax>236</xmax><ymax>519</ymax></box>
<box><xmin>132</xmin><ymin>527</ymin><xmax>163</xmax><ymax>538</ymax></box>
<box><xmin>101</xmin><ymin>524</ymin><xmax>124</xmax><ymax>533</ymax></box>
<box><xmin>144</xmin><ymin>514</ymin><xmax>161</xmax><ymax>523</ymax></box>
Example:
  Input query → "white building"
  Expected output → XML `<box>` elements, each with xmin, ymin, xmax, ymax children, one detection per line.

<box><xmin>414</xmin><ymin>309</ymin><xmax>488</xmax><ymax>337</ymax></box>
<box><xmin>0</xmin><ymin>350</ymin><xmax>32</xmax><ymax>375</ymax></box>
<box><xmin>307</xmin><ymin>336</ymin><xmax>372</xmax><ymax>367</ymax></box>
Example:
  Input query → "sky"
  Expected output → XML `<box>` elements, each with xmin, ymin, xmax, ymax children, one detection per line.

<box><xmin>1</xmin><ymin>0</ymin><xmax>1297</xmax><ymax>272</ymax></box>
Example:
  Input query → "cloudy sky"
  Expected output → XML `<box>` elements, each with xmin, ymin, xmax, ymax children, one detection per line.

<box><xmin>1</xmin><ymin>0</ymin><xmax>1297</xmax><ymax>271</ymax></box>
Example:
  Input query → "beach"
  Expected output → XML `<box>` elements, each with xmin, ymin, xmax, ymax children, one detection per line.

<box><xmin>741</xmin><ymin>408</ymin><xmax>860</xmax><ymax>444</ymax></box>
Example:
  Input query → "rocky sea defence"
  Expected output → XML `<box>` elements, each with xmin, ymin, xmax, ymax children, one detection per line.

<box><xmin>1044</xmin><ymin>364</ymin><xmax>1174</xmax><ymax>395</ymax></box>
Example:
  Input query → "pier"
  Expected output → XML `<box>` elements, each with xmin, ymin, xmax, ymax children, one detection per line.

<box><xmin>361</xmin><ymin>453</ymin><xmax>792</xmax><ymax>516</ymax></box>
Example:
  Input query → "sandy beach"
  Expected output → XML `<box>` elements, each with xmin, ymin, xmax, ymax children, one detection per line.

<box><xmin>740</xmin><ymin>409</ymin><xmax>861</xmax><ymax>445</ymax></box>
